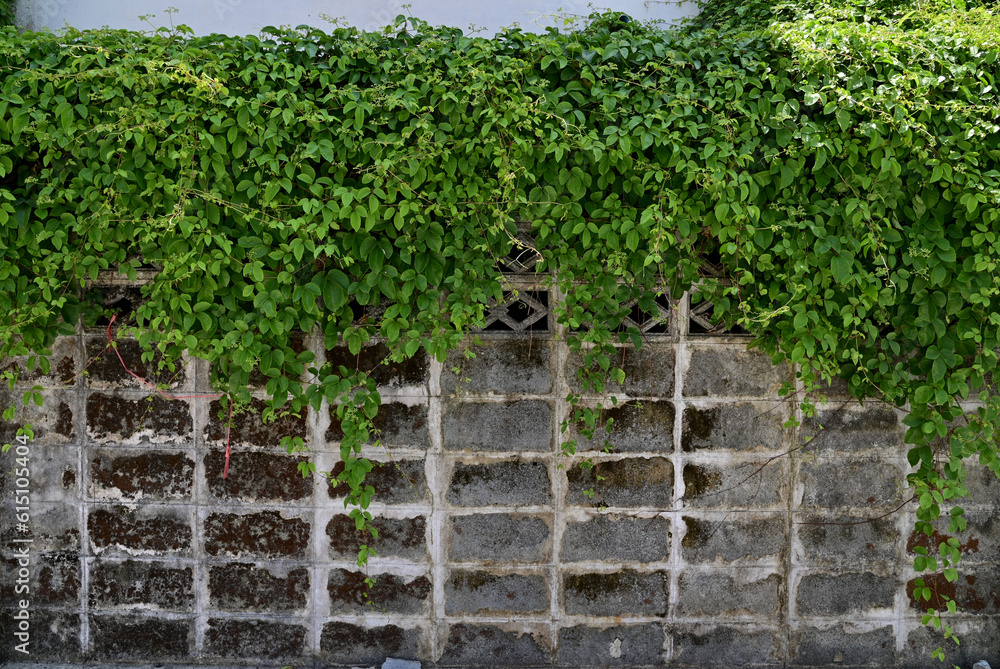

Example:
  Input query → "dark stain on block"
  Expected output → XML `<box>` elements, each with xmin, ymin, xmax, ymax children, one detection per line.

<box><xmin>205</xmin><ymin>450</ymin><xmax>311</xmax><ymax>502</ymax></box>
<box><xmin>62</xmin><ymin>468</ymin><xmax>76</xmax><ymax>490</ymax></box>
<box><xmin>208</xmin><ymin>563</ymin><xmax>308</xmax><ymax>612</ymax></box>
<box><xmin>203</xmin><ymin>619</ymin><xmax>307</xmax><ymax>659</ymax></box>
<box><xmin>321</xmin><ymin>622</ymin><xmax>421</xmax><ymax>665</ymax></box>
<box><xmin>327</xmin><ymin>402</ymin><xmax>429</xmax><ymax>448</ymax></box>
<box><xmin>564</xmin><ymin>570</ymin><xmax>669</xmax><ymax>616</ymax></box>
<box><xmin>443</xmin><ymin>400</ymin><xmax>553</xmax><ymax>452</ymax></box>
<box><xmin>448</xmin><ymin>460</ymin><xmax>551</xmax><ymax>507</ymax></box>
<box><xmin>562</xmin><ymin>515</ymin><xmax>670</xmax><ymax>563</ymax></box>
<box><xmin>450</xmin><ymin>514</ymin><xmax>551</xmax><ymax>562</ymax></box>
<box><xmin>90</xmin><ymin>451</ymin><xmax>194</xmax><ymax>501</ymax></box>
<box><xmin>328</xmin><ymin>459</ymin><xmax>427</xmax><ymax>505</ymax></box>
<box><xmin>205</xmin><ymin>397</ymin><xmax>305</xmax><ymax>447</ymax></box>
<box><xmin>329</xmin><ymin>568</ymin><xmax>431</xmax><ymax>614</ymax></box>
<box><xmin>90</xmin><ymin>560</ymin><xmax>193</xmax><ymax>610</ymax></box>
<box><xmin>204</xmin><ymin>511</ymin><xmax>309</xmax><ymax>559</ymax></box>
<box><xmin>55</xmin><ymin>402</ymin><xmax>74</xmax><ymax>439</ymax></box>
<box><xmin>89</xmin><ymin>507</ymin><xmax>190</xmax><ymax>554</ymax></box>
<box><xmin>440</xmin><ymin>624</ymin><xmax>549</xmax><ymax>666</ymax></box>
<box><xmin>682</xmin><ymin>403</ymin><xmax>785</xmax><ymax>451</ymax></box>
<box><xmin>85</xmin><ymin>337</ymin><xmax>184</xmax><ymax>388</ymax></box>
<box><xmin>86</xmin><ymin>393</ymin><xmax>192</xmax><ymax>441</ymax></box>
<box><xmin>327</xmin><ymin>342</ymin><xmax>428</xmax><ymax>387</ymax></box>
<box><xmin>575</xmin><ymin>401</ymin><xmax>675</xmax><ymax>453</ymax></box>
<box><xmin>90</xmin><ymin>616</ymin><xmax>191</xmax><ymax>660</ymax></box>
<box><xmin>327</xmin><ymin>514</ymin><xmax>426</xmax><ymax>561</ymax></box>
<box><xmin>445</xmin><ymin>570</ymin><xmax>549</xmax><ymax>615</ymax></box>
<box><xmin>567</xmin><ymin>457</ymin><xmax>673</xmax><ymax>507</ymax></box>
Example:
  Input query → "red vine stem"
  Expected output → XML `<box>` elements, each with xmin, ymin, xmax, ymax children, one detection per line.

<box><xmin>106</xmin><ymin>314</ymin><xmax>235</xmax><ymax>478</ymax></box>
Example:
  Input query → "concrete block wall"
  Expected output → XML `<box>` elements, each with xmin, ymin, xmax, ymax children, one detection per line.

<box><xmin>2</xmin><ymin>287</ymin><xmax>999</xmax><ymax>667</ymax></box>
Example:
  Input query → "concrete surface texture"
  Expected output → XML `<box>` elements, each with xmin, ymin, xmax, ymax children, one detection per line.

<box><xmin>1</xmin><ymin>282</ymin><xmax>999</xmax><ymax>667</ymax></box>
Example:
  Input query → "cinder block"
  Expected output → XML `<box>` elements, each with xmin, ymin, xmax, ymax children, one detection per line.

<box><xmin>907</xmin><ymin>571</ymin><xmax>1000</xmax><ymax>615</ymax></box>
<box><xmin>681</xmin><ymin>515</ymin><xmax>784</xmax><ymax>564</ymax></box>
<box><xmin>205</xmin><ymin>397</ymin><xmax>305</xmax><ymax>448</ymax></box>
<box><xmin>203</xmin><ymin>618</ymin><xmax>307</xmax><ymax>659</ymax></box>
<box><xmin>677</xmin><ymin>571</ymin><xmax>781</xmax><ymax>617</ymax></box>
<box><xmin>3</xmin><ymin>502</ymin><xmax>81</xmax><ymax>555</ymax></box>
<box><xmin>907</xmin><ymin>510</ymin><xmax>998</xmax><ymax>565</ymax></box>
<box><xmin>90</xmin><ymin>450</ymin><xmax>194</xmax><ymax>501</ymax></box>
<box><xmin>321</xmin><ymin>622</ymin><xmax>421</xmax><ymax>666</ymax></box>
<box><xmin>682</xmin><ymin>402</ymin><xmax>786</xmax><ymax>452</ymax></box>
<box><xmin>327</xmin><ymin>342</ymin><xmax>429</xmax><ymax>388</ymax></box>
<box><xmin>327</xmin><ymin>401</ymin><xmax>429</xmax><ymax>448</ymax></box>
<box><xmin>443</xmin><ymin>339</ymin><xmax>552</xmax><ymax>395</ymax></box>
<box><xmin>565</xmin><ymin>347</ymin><xmax>676</xmax><ymax>397</ymax></box>
<box><xmin>327</xmin><ymin>514</ymin><xmax>427</xmax><ymax>561</ymax></box>
<box><xmin>556</xmin><ymin>624</ymin><xmax>665</xmax><ymax>666</ymax></box>
<box><xmin>682</xmin><ymin>461</ymin><xmax>786</xmax><ymax>509</ymax></box>
<box><xmin>791</xmin><ymin>623</ymin><xmax>894</xmax><ymax>666</ymax></box>
<box><xmin>567</xmin><ymin>457</ymin><xmax>673</xmax><ymax>507</ymax></box>
<box><xmin>801</xmin><ymin>407</ymin><xmax>902</xmax><ymax>451</ymax></box>
<box><xmin>796</xmin><ymin>572</ymin><xmax>895</xmax><ymax>616</ymax></box>
<box><xmin>204</xmin><ymin>450</ymin><xmax>311</xmax><ymax>502</ymax></box>
<box><xmin>0</xmin><ymin>609</ymin><xmax>81</xmax><ymax>661</ymax></box>
<box><xmin>2</xmin><ymin>554</ymin><xmax>80</xmax><ymax>607</ymax></box>
<box><xmin>683</xmin><ymin>347</ymin><xmax>791</xmax><ymax>397</ymax></box>
<box><xmin>573</xmin><ymin>401</ymin><xmax>675</xmax><ymax>453</ymax></box>
<box><xmin>445</xmin><ymin>570</ymin><xmax>549</xmax><ymax>614</ymax></box>
<box><xmin>85</xmin><ymin>337</ymin><xmax>185</xmax><ymax>389</ymax></box>
<box><xmin>90</xmin><ymin>559</ymin><xmax>193</xmax><ymax>611</ymax></box>
<box><xmin>448</xmin><ymin>461</ymin><xmax>551</xmax><ymax>507</ymax></box>
<box><xmin>0</xmin><ymin>392</ymin><xmax>75</xmax><ymax>445</ymax></box>
<box><xmin>798</xmin><ymin>459</ymin><xmax>902</xmax><ymax>509</ymax></box>
<box><xmin>90</xmin><ymin>615</ymin><xmax>191</xmax><ymax>660</ymax></box>
<box><xmin>439</xmin><ymin>624</ymin><xmax>549</xmax><ymax>666</ymax></box>
<box><xmin>963</xmin><ymin>464</ymin><xmax>1000</xmax><ymax>506</ymax></box>
<box><xmin>3</xmin><ymin>442</ymin><xmax>80</xmax><ymax>503</ymax></box>
<box><xmin>671</xmin><ymin>624</ymin><xmax>779</xmax><ymax>666</ymax></box>
<box><xmin>443</xmin><ymin>400</ymin><xmax>553</xmax><ymax>452</ymax></box>
<box><xmin>328</xmin><ymin>459</ymin><xmax>428</xmax><ymax>505</ymax></box>
<box><xmin>561</xmin><ymin>514</ymin><xmax>670</xmax><ymax>563</ymax></box>
<box><xmin>563</xmin><ymin>570</ymin><xmax>669</xmax><ymax>616</ymax></box>
<box><xmin>208</xmin><ymin>562</ymin><xmax>308</xmax><ymax>612</ymax></box>
<box><xmin>796</xmin><ymin>515</ymin><xmax>898</xmax><ymax>566</ymax></box>
<box><xmin>89</xmin><ymin>506</ymin><xmax>191</xmax><ymax>555</ymax></box>
<box><xmin>3</xmin><ymin>334</ymin><xmax>78</xmax><ymax>386</ymax></box>
<box><xmin>329</xmin><ymin>568</ymin><xmax>431</xmax><ymax>614</ymax></box>
<box><xmin>204</xmin><ymin>511</ymin><xmax>309</xmax><ymax>559</ymax></box>
<box><xmin>86</xmin><ymin>393</ymin><xmax>191</xmax><ymax>442</ymax></box>
<box><xmin>450</xmin><ymin>513</ymin><xmax>550</xmax><ymax>562</ymax></box>
<box><xmin>900</xmin><ymin>617</ymin><xmax>1000</xmax><ymax>668</ymax></box>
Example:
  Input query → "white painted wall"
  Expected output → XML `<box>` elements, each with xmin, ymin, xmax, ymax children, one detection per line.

<box><xmin>16</xmin><ymin>0</ymin><xmax>699</xmax><ymax>36</ymax></box>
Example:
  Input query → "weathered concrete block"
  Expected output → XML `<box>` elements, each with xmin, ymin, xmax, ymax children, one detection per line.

<box><xmin>448</xmin><ymin>461</ymin><xmax>551</xmax><ymax>507</ymax></box>
<box><xmin>89</xmin><ymin>506</ymin><xmax>191</xmax><ymax>555</ymax></box>
<box><xmin>443</xmin><ymin>400</ymin><xmax>553</xmax><ymax>452</ymax></box>
<box><xmin>321</xmin><ymin>622</ymin><xmax>421</xmax><ymax>666</ymax></box>
<box><xmin>900</xmin><ymin>617</ymin><xmax>1000</xmax><ymax>669</ymax></box>
<box><xmin>2</xmin><ymin>554</ymin><xmax>80</xmax><ymax>607</ymax></box>
<box><xmin>328</xmin><ymin>514</ymin><xmax>427</xmax><ymax>561</ymax></box>
<box><xmin>2</xmin><ymin>442</ymin><xmax>80</xmax><ymax>503</ymax></box>
<box><xmin>682</xmin><ymin>461</ymin><xmax>786</xmax><ymax>509</ymax></box>
<box><xmin>328</xmin><ymin>459</ymin><xmax>428</xmax><ymax>505</ymax></box>
<box><xmin>85</xmin><ymin>337</ymin><xmax>185</xmax><ymax>389</ymax></box>
<box><xmin>90</xmin><ymin>615</ymin><xmax>191</xmax><ymax>660</ymax></box>
<box><xmin>682</xmin><ymin>402</ymin><xmax>786</xmax><ymax>452</ymax></box>
<box><xmin>443</xmin><ymin>339</ymin><xmax>552</xmax><ymax>395</ymax></box>
<box><xmin>208</xmin><ymin>562</ymin><xmax>308</xmax><ymax>612</ymax></box>
<box><xmin>0</xmin><ymin>609</ymin><xmax>79</xmax><ymax>661</ymax></box>
<box><xmin>383</xmin><ymin>658</ymin><xmax>421</xmax><ymax>669</ymax></box>
<box><xmin>567</xmin><ymin>457</ymin><xmax>673</xmax><ymax>507</ymax></box>
<box><xmin>86</xmin><ymin>393</ymin><xmax>191</xmax><ymax>443</ymax></box>
<box><xmin>907</xmin><ymin>571</ymin><xmax>1000</xmax><ymax>615</ymax></box>
<box><xmin>2</xmin><ymin>334</ymin><xmax>78</xmax><ymax>387</ymax></box>
<box><xmin>3</xmin><ymin>502</ymin><xmax>80</xmax><ymax>555</ymax></box>
<box><xmin>556</xmin><ymin>624</ymin><xmax>665</xmax><ymax>666</ymax></box>
<box><xmin>90</xmin><ymin>559</ymin><xmax>193</xmax><ymax>611</ymax></box>
<box><xmin>565</xmin><ymin>347</ymin><xmax>676</xmax><ymax>397</ymax></box>
<box><xmin>0</xmin><ymin>391</ymin><xmax>75</xmax><ymax>445</ymax></box>
<box><xmin>796</xmin><ymin>572</ymin><xmax>895</xmax><ymax>616</ymax></box>
<box><xmin>797</xmin><ymin>459</ymin><xmax>902</xmax><ymax>509</ymax></box>
<box><xmin>573</xmin><ymin>401</ymin><xmax>675</xmax><ymax>453</ymax></box>
<box><xmin>797</xmin><ymin>515</ymin><xmax>898</xmax><ymax>566</ymax></box>
<box><xmin>450</xmin><ymin>513</ymin><xmax>551</xmax><ymax>562</ymax></box>
<box><xmin>907</xmin><ymin>510</ymin><xmax>998</xmax><ymax>565</ymax></box>
<box><xmin>204</xmin><ymin>510</ymin><xmax>309</xmax><ymax>559</ymax></box>
<box><xmin>439</xmin><ymin>624</ymin><xmax>549</xmax><ymax>666</ymax></box>
<box><xmin>205</xmin><ymin>397</ymin><xmax>305</xmax><ymax>448</ymax></box>
<box><xmin>561</xmin><ymin>514</ymin><xmax>670</xmax><ymax>563</ymax></box>
<box><xmin>564</xmin><ymin>570</ymin><xmax>669</xmax><ymax>616</ymax></box>
<box><xmin>801</xmin><ymin>406</ymin><xmax>902</xmax><ymax>451</ymax></box>
<box><xmin>681</xmin><ymin>515</ymin><xmax>784</xmax><ymax>564</ymax></box>
<box><xmin>203</xmin><ymin>618</ymin><xmax>307</xmax><ymax>659</ymax></box>
<box><xmin>671</xmin><ymin>624</ymin><xmax>779</xmax><ymax>666</ymax></box>
<box><xmin>330</xmin><ymin>568</ymin><xmax>431</xmax><ymax>614</ymax></box>
<box><xmin>445</xmin><ymin>570</ymin><xmax>549</xmax><ymax>614</ymax></box>
<box><xmin>328</xmin><ymin>401</ymin><xmax>429</xmax><ymax>448</ymax></box>
<box><xmin>677</xmin><ymin>571</ymin><xmax>781</xmax><ymax>617</ymax></box>
<box><xmin>791</xmin><ymin>623</ymin><xmax>894</xmax><ymax>666</ymax></box>
<box><xmin>90</xmin><ymin>449</ymin><xmax>194</xmax><ymax>501</ymax></box>
<box><xmin>963</xmin><ymin>463</ymin><xmax>1000</xmax><ymax>506</ymax></box>
<box><xmin>683</xmin><ymin>347</ymin><xmax>791</xmax><ymax>397</ymax></box>
<box><xmin>327</xmin><ymin>342</ymin><xmax>429</xmax><ymax>388</ymax></box>
<box><xmin>204</xmin><ymin>450</ymin><xmax>312</xmax><ymax>502</ymax></box>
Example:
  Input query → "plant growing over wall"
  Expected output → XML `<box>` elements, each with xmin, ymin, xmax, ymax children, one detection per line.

<box><xmin>2</xmin><ymin>0</ymin><xmax>1000</xmax><ymax>661</ymax></box>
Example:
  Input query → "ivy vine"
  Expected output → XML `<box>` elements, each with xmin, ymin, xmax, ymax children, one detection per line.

<box><xmin>2</xmin><ymin>1</ymin><xmax>1000</xmax><ymax>662</ymax></box>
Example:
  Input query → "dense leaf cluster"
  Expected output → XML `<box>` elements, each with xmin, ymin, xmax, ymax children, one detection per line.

<box><xmin>2</xmin><ymin>2</ymin><xmax>1000</xmax><ymax>657</ymax></box>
